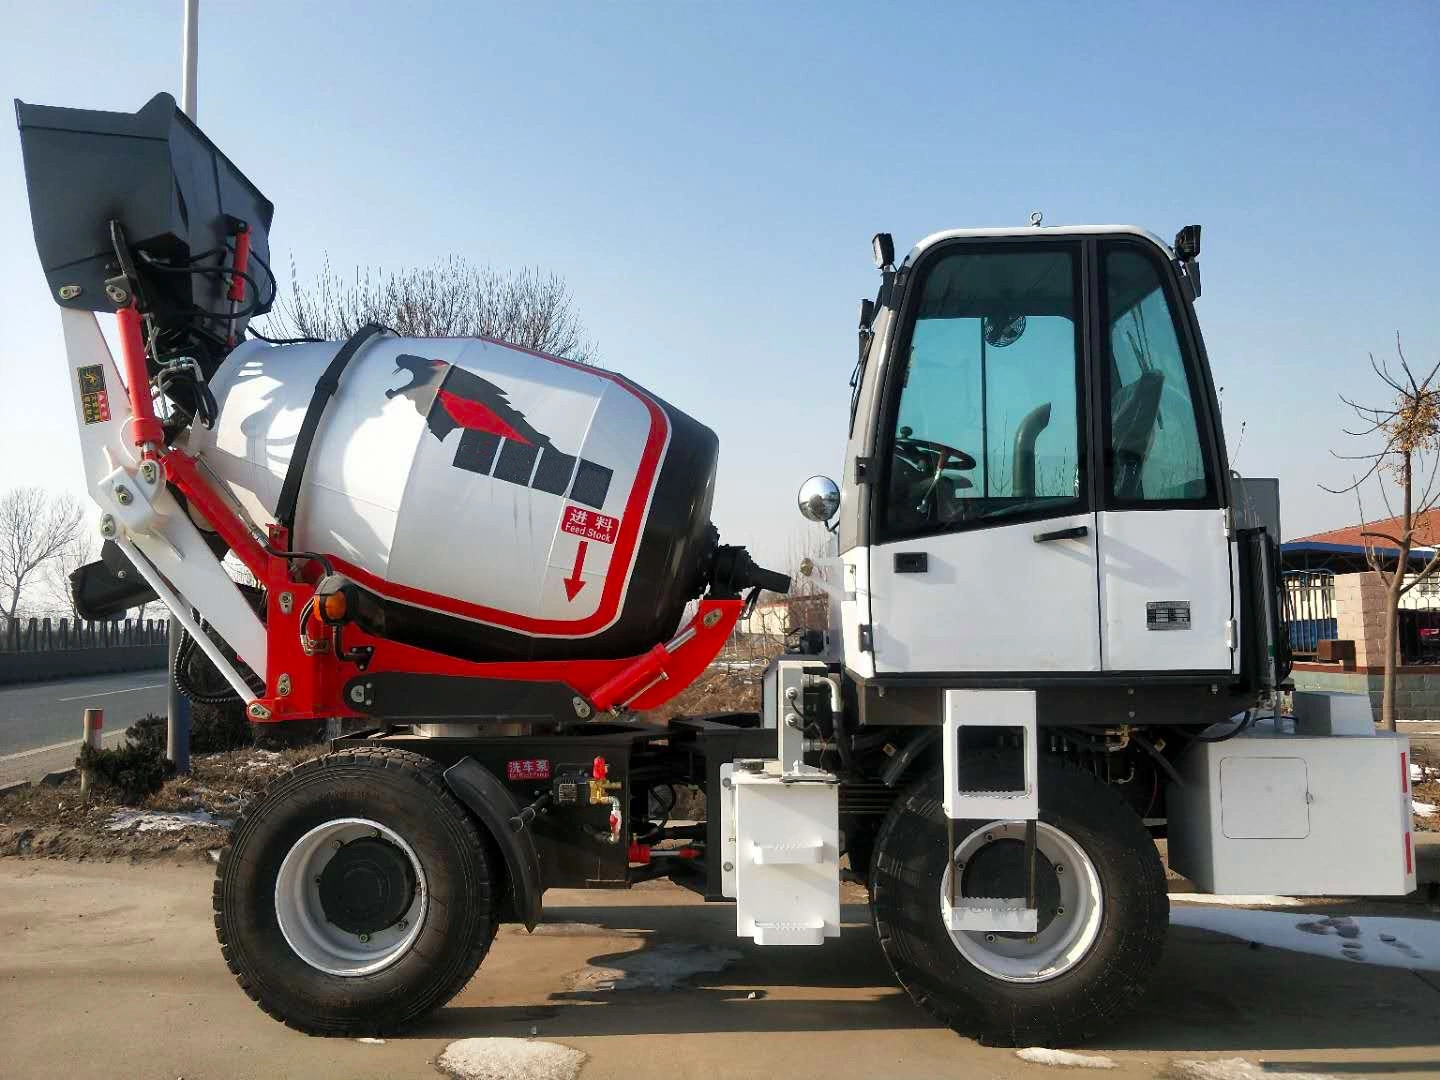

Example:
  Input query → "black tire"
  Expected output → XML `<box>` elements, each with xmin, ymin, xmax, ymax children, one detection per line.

<box><xmin>870</xmin><ymin>755</ymin><xmax>1168</xmax><ymax>1046</ymax></box>
<box><xmin>214</xmin><ymin>747</ymin><xmax>496</xmax><ymax>1035</ymax></box>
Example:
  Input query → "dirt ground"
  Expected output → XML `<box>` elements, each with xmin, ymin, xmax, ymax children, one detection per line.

<box><xmin>0</xmin><ymin>746</ymin><xmax>318</xmax><ymax>860</ymax></box>
<box><xmin>1</xmin><ymin>860</ymin><xmax>1438</xmax><ymax>1080</ymax></box>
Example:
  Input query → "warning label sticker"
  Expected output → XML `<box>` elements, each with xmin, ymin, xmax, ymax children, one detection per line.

<box><xmin>76</xmin><ymin>364</ymin><xmax>110</xmax><ymax>425</ymax></box>
<box><xmin>560</xmin><ymin>505</ymin><xmax>619</xmax><ymax>545</ymax></box>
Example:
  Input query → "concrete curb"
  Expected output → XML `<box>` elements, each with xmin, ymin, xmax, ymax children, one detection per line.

<box><xmin>39</xmin><ymin>767</ymin><xmax>78</xmax><ymax>787</ymax></box>
<box><xmin>0</xmin><ymin>779</ymin><xmax>31</xmax><ymax>796</ymax></box>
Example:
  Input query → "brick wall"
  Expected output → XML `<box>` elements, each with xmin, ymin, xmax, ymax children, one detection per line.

<box><xmin>1332</xmin><ymin>571</ymin><xmax>1395</xmax><ymax>668</ymax></box>
<box><xmin>1290</xmin><ymin>664</ymin><xmax>1440</xmax><ymax>724</ymax></box>
<box><xmin>1295</xmin><ymin>570</ymin><xmax>1440</xmax><ymax>723</ymax></box>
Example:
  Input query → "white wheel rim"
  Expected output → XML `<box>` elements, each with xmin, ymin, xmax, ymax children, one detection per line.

<box><xmin>939</xmin><ymin>820</ymin><xmax>1103</xmax><ymax>984</ymax></box>
<box><xmin>274</xmin><ymin>817</ymin><xmax>428</xmax><ymax>977</ymax></box>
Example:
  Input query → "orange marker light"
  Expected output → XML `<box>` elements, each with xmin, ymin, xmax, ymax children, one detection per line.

<box><xmin>320</xmin><ymin>590</ymin><xmax>349</xmax><ymax>622</ymax></box>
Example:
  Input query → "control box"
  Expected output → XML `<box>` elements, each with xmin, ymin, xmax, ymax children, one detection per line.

<box><xmin>1167</xmin><ymin>718</ymin><xmax>1415</xmax><ymax>896</ymax></box>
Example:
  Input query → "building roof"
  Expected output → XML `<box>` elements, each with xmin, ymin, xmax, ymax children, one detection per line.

<box><xmin>1281</xmin><ymin>509</ymin><xmax>1440</xmax><ymax>573</ymax></box>
<box><xmin>1290</xmin><ymin>508</ymin><xmax>1440</xmax><ymax>550</ymax></box>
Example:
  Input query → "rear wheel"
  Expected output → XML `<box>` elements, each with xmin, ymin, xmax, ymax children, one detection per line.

<box><xmin>214</xmin><ymin>747</ymin><xmax>496</xmax><ymax>1034</ymax></box>
<box><xmin>870</xmin><ymin>756</ymin><xmax>1167</xmax><ymax>1046</ymax></box>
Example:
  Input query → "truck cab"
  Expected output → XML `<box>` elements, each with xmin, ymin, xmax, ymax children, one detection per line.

<box><xmin>840</xmin><ymin>223</ymin><xmax>1235</xmax><ymax>683</ymax></box>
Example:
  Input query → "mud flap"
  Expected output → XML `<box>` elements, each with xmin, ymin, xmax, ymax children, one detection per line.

<box><xmin>442</xmin><ymin>757</ymin><xmax>543</xmax><ymax>930</ymax></box>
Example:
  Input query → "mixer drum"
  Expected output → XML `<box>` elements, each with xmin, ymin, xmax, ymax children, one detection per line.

<box><xmin>193</xmin><ymin>335</ymin><xmax>719</xmax><ymax>662</ymax></box>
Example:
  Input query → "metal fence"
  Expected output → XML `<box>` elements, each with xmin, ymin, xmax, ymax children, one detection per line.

<box><xmin>0</xmin><ymin>615</ymin><xmax>168</xmax><ymax>653</ymax></box>
<box><xmin>1283</xmin><ymin>569</ymin><xmax>1440</xmax><ymax>665</ymax></box>
<box><xmin>1283</xmin><ymin>571</ymin><xmax>1336</xmax><ymax>658</ymax></box>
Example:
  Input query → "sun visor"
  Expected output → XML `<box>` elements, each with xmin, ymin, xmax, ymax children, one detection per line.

<box><xmin>14</xmin><ymin>92</ymin><xmax>273</xmax><ymax>341</ymax></box>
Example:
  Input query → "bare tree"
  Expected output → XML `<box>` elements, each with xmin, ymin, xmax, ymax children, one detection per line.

<box><xmin>259</xmin><ymin>256</ymin><xmax>597</xmax><ymax>364</ymax></box>
<box><xmin>1326</xmin><ymin>335</ymin><xmax>1440</xmax><ymax>731</ymax></box>
<box><xmin>0</xmin><ymin>488</ymin><xmax>85</xmax><ymax>631</ymax></box>
<box><xmin>39</xmin><ymin>521</ymin><xmax>96</xmax><ymax>620</ymax></box>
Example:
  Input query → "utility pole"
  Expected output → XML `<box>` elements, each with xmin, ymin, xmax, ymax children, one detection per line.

<box><xmin>181</xmin><ymin>0</ymin><xmax>198</xmax><ymax>120</ymax></box>
<box><xmin>168</xmin><ymin>0</ymin><xmax>199</xmax><ymax>775</ymax></box>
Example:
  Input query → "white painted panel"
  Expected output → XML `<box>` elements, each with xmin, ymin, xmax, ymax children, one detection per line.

<box><xmin>732</xmin><ymin>770</ymin><xmax>840</xmax><ymax>944</ymax></box>
<box><xmin>1096</xmin><ymin>507</ymin><xmax>1232</xmax><ymax>671</ymax></box>
<box><xmin>1220</xmin><ymin>757</ymin><xmax>1309</xmax><ymax>839</ymax></box>
<box><xmin>869</xmin><ymin>513</ymin><xmax>1099</xmax><ymax>673</ymax></box>
<box><xmin>839</xmin><ymin>545</ymin><xmax>874</xmax><ymax>680</ymax></box>
<box><xmin>943</xmin><ymin>689</ymin><xmax>1038</xmax><ymax>820</ymax></box>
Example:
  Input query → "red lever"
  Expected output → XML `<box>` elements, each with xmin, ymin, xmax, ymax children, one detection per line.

<box><xmin>227</xmin><ymin>224</ymin><xmax>252</xmax><ymax>302</ymax></box>
<box><xmin>592</xmin><ymin>756</ymin><xmax>608</xmax><ymax>781</ymax></box>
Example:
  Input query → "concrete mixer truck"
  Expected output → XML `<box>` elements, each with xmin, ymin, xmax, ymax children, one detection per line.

<box><xmin>15</xmin><ymin>93</ymin><xmax>1417</xmax><ymax>1047</ymax></box>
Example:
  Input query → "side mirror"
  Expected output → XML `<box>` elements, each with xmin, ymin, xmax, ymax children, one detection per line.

<box><xmin>798</xmin><ymin>475</ymin><xmax>841</xmax><ymax>524</ymax></box>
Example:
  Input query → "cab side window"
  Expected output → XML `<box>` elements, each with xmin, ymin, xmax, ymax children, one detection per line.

<box><xmin>1102</xmin><ymin>247</ymin><xmax>1213</xmax><ymax>505</ymax></box>
<box><xmin>883</xmin><ymin>246</ymin><xmax>1084</xmax><ymax>538</ymax></box>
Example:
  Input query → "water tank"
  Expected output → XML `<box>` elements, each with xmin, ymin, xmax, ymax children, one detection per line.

<box><xmin>191</xmin><ymin>334</ymin><xmax>719</xmax><ymax>661</ymax></box>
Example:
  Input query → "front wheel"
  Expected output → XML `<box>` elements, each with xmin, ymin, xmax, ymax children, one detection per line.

<box><xmin>214</xmin><ymin>747</ymin><xmax>497</xmax><ymax>1035</ymax></box>
<box><xmin>870</xmin><ymin>756</ymin><xmax>1168</xmax><ymax>1046</ymax></box>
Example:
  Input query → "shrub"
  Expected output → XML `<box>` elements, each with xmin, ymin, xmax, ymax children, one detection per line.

<box><xmin>77</xmin><ymin>741</ymin><xmax>172</xmax><ymax>804</ymax></box>
<box><xmin>127</xmin><ymin>702</ymin><xmax>253</xmax><ymax>756</ymax></box>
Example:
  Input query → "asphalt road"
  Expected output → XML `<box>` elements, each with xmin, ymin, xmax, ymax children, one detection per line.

<box><xmin>0</xmin><ymin>670</ymin><xmax>166</xmax><ymax>757</ymax></box>
<box><xmin>1</xmin><ymin>863</ymin><xmax>1438</xmax><ymax>1080</ymax></box>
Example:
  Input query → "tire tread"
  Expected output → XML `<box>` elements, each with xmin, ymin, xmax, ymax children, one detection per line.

<box><xmin>213</xmin><ymin>746</ymin><xmax>498</xmax><ymax>1035</ymax></box>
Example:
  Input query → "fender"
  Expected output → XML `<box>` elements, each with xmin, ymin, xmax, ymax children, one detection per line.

<box><xmin>442</xmin><ymin>757</ymin><xmax>543</xmax><ymax>930</ymax></box>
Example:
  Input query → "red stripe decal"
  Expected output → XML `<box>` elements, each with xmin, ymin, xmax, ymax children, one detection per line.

<box><xmin>1404</xmin><ymin>830</ymin><xmax>1413</xmax><ymax>875</ymax></box>
<box><xmin>1402</xmin><ymin>751</ymin><xmax>1409</xmax><ymax>794</ymax></box>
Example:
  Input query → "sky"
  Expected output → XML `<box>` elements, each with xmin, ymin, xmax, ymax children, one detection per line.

<box><xmin>1</xmin><ymin>1</ymin><xmax>1436</xmax><ymax>571</ymax></box>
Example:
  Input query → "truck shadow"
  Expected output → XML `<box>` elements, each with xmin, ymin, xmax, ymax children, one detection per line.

<box><xmin>405</xmin><ymin>900</ymin><xmax>1440</xmax><ymax>1053</ymax></box>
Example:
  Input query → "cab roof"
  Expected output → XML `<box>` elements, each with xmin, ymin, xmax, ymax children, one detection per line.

<box><xmin>905</xmin><ymin>224</ymin><xmax>1175</xmax><ymax>267</ymax></box>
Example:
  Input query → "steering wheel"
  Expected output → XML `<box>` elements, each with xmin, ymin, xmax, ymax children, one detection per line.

<box><xmin>893</xmin><ymin>436</ymin><xmax>977</xmax><ymax>519</ymax></box>
<box><xmin>894</xmin><ymin>436</ymin><xmax>976</xmax><ymax>475</ymax></box>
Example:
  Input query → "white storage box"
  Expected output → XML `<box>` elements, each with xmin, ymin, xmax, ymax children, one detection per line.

<box><xmin>1292</xmin><ymin>690</ymin><xmax>1376</xmax><ymax>736</ymax></box>
<box><xmin>1167</xmin><ymin>719</ymin><xmax>1414</xmax><ymax>896</ymax></box>
<box><xmin>720</xmin><ymin>762</ymin><xmax>840</xmax><ymax>945</ymax></box>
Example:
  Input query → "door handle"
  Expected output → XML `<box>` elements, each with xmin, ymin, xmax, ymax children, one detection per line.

<box><xmin>893</xmin><ymin>551</ymin><xmax>928</xmax><ymax>573</ymax></box>
<box><xmin>1033</xmin><ymin>525</ymin><xmax>1089</xmax><ymax>543</ymax></box>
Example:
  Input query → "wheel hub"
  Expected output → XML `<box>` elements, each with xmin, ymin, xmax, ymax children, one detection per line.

<box><xmin>940</xmin><ymin>820</ymin><xmax>1103</xmax><ymax>983</ymax></box>
<box><xmin>961</xmin><ymin>838</ymin><xmax>1062</xmax><ymax>937</ymax></box>
<box><xmin>318</xmin><ymin>836</ymin><xmax>416</xmax><ymax>935</ymax></box>
<box><xmin>274</xmin><ymin>817</ymin><xmax>429</xmax><ymax>977</ymax></box>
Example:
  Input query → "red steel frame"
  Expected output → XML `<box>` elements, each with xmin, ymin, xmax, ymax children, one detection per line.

<box><xmin>115</xmin><ymin>310</ymin><xmax>741</xmax><ymax>724</ymax></box>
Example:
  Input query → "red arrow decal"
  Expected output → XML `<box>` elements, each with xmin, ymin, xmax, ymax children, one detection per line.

<box><xmin>564</xmin><ymin>541</ymin><xmax>589</xmax><ymax>601</ymax></box>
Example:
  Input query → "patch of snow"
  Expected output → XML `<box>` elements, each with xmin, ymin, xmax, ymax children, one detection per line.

<box><xmin>1015</xmin><ymin>1047</ymin><xmax>1117</xmax><ymax>1069</ymax></box>
<box><xmin>1171</xmin><ymin>908</ymin><xmax>1439</xmax><ymax>970</ymax></box>
<box><xmin>1414</xmin><ymin>799</ymin><xmax>1436</xmax><ymax>818</ymax></box>
<box><xmin>436</xmin><ymin>1038</ymin><xmax>585</xmax><ymax>1080</ymax></box>
<box><xmin>355</xmin><ymin>1036</ymin><xmax>385</xmax><ymax>1045</ymax></box>
<box><xmin>567</xmin><ymin>941</ymin><xmax>742</xmax><ymax>991</ymax></box>
<box><xmin>1170</xmin><ymin>894</ymin><xmax>1305</xmax><ymax>907</ymax></box>
<box><xmin>105</xmin><ymin>809</ymin><xmax>231</xmax><ymax>832</ymax></box>
<box><xmin>1163</xmin><ymin>1058</ymin><xmax>1341</xmax><ymax>1080</ymax></box>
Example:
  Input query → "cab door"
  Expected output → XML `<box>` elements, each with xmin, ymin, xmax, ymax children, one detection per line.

<box><xmin>868</xmin><ymin>242</ymin><xmax>1101</xmax><ymax>674</ymax></box>
<box><xmin>1094</xmin><ymin>241</ymin><xmax>1232</xmax><ymax>672</ymax></box>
